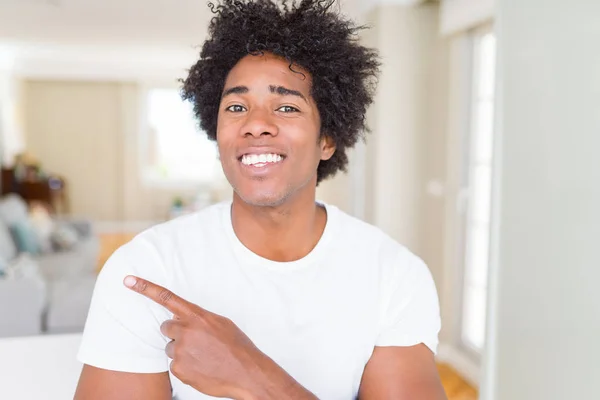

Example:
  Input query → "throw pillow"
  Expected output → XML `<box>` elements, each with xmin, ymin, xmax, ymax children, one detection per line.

<box><xmin>9</xmin><ymin>220</ymin><xmax>42</xmax><ymax>255</ymax></box>
<box><xmin>28</xmin><ymin>202</ymin><xmax>55</xmax><ymax>253</ymax></box>
<box><xmin>0</xmin><ymin>255</ymin><xmax>7</xmax><ymax>278</ymax></box>
<box><xmin>3</xmin><ymin>253</ymin><xmax>41</xmax><ymax>280</ymax></box>
<box><xmin>50</xmin><ymin>224</ymin><xmax>79</xmax><ymax>251</ymax></box>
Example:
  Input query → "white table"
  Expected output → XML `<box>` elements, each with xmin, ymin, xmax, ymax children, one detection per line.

<box><xmin>0</xmin><ymin>333</ymin><xmax>83</xmax><ymax>399</ymax></box>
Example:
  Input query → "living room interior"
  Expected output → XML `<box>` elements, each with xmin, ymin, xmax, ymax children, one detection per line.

<box><xmin>1</xmin><ymin>0</ymin><xmax>599</xmax><ymax>399</ymax></box>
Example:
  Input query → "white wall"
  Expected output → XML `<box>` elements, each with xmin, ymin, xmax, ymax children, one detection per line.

<box><xmin>362</xmin><ymin>3</ymin><xmax>450</xmax><ymax>283</ymax></box>
<box><xmin>438</xmin><ymin>33</ymin><xmax>474</xmax><ymax>351</ymax></box>
<box><xmin>482</xmin><ymin>0</ymin><xmax>600</xmax><ymax>398</ymax></box>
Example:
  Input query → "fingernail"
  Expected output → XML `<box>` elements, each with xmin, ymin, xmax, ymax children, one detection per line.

<box><xmin>124</xmin><ymin>276</ymin><xmax>137</xmax><ymax>288</ymax></box>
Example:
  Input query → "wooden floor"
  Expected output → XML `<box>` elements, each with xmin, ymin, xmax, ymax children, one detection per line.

<box><xmin>437</xmin><ymin>363</ymin><xmax>478</xmax><ymax>400</ymax></box>
<box><xmin>98</xmin><ymin>233</ymin><xmax>478</xmax><ymax>399</ymax></box>
<box><xmin>97</xmin><ymin>232</ymin><xmax>136</xmax><ymax>272</ymax></box>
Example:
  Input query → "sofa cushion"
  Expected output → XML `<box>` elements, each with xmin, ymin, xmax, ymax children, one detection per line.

<box><xmin>69</xmin><ymin>235</ymin><xmax>100</xmax><ymax>275</ymax></box>
<box><xmin>2</xmin><ymin>253</ymin><xmax>42</xmax><ymax>280</ymax></box>
<box><xmin>0</xmin><ymin>275</ymin><xmax>47</xmax><ymax>337</ymax></box>
<box><xmin>29</xmin><ymin>203</ymin><xmax>55</xmax><ymax>253</ymax></box>
<box><xmin>36</xmin><ymin>251</ymin><xmax>87</xmax><ymax>281</ymax></box>
<box><xmin>46</xmin><ymin>275</ymin><xmax>96</xmax><ymax>334</ymax></box>
<box><xmin>10</xmin><ymin>221</ymin><xmax>41</xmax><ymax>255</ymax></box>
<box><xmin>35</xmin><ymin>235</ymin><xmax>99</xmax><ymax>281</ymax></box>
<box><xmin>0</xmin><ymin>194</ymin><xmax>29</xmax><ymax>226</ymax></box>
<box><xmin>55</xmin><ymin>218</ymin><xmax>93</xmax><ymax>238</ymax></box>
<box><xmin>0</xmin><ymin>219</ymin><xmax>17</xmax><ymax>261</ymax></box>
<box><xmin>50</xmin><ymin>224</ymin><xmax>79</xmax><ymax>251</ymax></box>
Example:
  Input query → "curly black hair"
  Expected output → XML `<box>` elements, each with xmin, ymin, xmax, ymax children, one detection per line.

<box><xmin>181</xmin><ymin>0</ymin><xmax>380</xmax><ymax>183</ymax></box>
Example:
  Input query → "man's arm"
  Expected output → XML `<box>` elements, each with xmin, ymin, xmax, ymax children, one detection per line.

<box><xmin>74</xmin><ymin>365</ymin><xmax>171</xmax><ymax>400</ymax></box>
<box><xmin>121</xmin><ymin>276</ymin><xmax>318</xmax><ymax>400</ymax></box>
<box><xmin>359</xmin><ymin>344</ymin><xmax>447</xmax><ymax>400</ymax></box>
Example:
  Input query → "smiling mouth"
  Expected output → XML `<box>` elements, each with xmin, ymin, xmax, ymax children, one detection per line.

<box><xmin>239</xmin><ymin>153</ymin><xmax>285</xmax><ymax>168</ymax></box>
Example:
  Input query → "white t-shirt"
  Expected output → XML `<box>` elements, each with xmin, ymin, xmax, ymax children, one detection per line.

<box><xmin>78</xmin><ymin>201</ymin><xmax>441</xmax><ymax>400</ymax></box>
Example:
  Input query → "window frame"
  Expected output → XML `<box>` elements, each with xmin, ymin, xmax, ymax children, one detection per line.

<box><xmin>138</xmin><ymin>84</ymin><xmax>221</xmax><ymax>190</ymax></box>
<box><xmin>457</xmin><ymin>24</ymin><xmax>497</xmax><ymax>359</ymax></box>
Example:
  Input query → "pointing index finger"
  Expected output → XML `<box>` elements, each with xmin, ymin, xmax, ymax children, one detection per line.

<box><xmin>124</xmin><ymin>275</ymin><xmax>197</xmax><ymax>317</ymax></box>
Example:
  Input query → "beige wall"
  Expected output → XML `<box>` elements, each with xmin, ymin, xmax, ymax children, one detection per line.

<box><xmin>23</xmin><ymin>81</ymin><xmax>124</xmax><ymax>220</ymax></box>
<box><xmin>414</xmin><ymin>4</ymin><xmax>451</xmax><ymax>296</ymax></box>
<box><xmin>21</xmin><ymin>80</ymin><xmax>214</xmax><ymax>223</ymax></box>
<box><xmin>315</xmin><ymin>163</ymin><xmax>353</xmax><ymax>215</ymax></box>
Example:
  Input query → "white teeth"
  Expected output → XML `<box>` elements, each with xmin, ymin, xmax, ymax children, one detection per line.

<box><xmin>241</xmin><ymin>153</ymin><xmax>283</xmax><ymax>166</ymax></box>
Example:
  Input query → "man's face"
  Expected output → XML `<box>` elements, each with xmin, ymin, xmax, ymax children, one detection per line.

<box><xmin>216</xmin><ymin>52</ymin><xmax>335</xmax><ymax>207</ymax></box>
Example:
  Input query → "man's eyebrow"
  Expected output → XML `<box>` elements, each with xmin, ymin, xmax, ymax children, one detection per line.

<box><xmin>222</xmin><ymin>86</ymin><xmax>249</xmax><ymax>98</ymax></box>
<box><xmin>269</xmin><ymin>85</ymin><xmax>307</xmax><ymax>102</ymax></box>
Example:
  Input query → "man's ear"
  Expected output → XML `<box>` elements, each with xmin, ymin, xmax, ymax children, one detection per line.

<box><xmin>320</xmin><ymin>136</ymin><xmax>336</xmax><ymax>161</ymax></box>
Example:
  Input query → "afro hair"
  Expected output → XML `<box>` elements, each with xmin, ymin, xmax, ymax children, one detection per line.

<box><xmin>181</xmin><ymin>0</ymin><xmax>380</xmax><ymax>183</ymax></box>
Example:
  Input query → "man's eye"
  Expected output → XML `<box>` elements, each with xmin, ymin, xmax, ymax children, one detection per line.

<box><xmin>226</xmin><ymin>105</ymin><xmax>246</xmax><ymax>112</ymax></box>
<box><xmin>277</xmin><ymin>106</ymin><xmax>299</xmax><ymax>113</ymax></box>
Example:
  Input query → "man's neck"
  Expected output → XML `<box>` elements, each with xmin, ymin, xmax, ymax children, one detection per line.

<box><xmin>230</xmin><ymin>191</ymin><xmax>327</xmax><ymax>263</ymax></box>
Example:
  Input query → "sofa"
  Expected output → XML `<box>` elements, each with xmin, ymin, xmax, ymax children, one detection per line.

<box><xmin>0</xmin><ymin>194</ymin><xmax>99</xmax><ymax>338</ymax></box>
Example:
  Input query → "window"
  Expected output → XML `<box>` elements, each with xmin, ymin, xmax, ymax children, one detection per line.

<box><xmin>142</xmin><ymin>88</ymin><xmax>219</xmax><ymax>186</ymax></box>
<box><xmin>460</xmin><ymin>30</ymin><xmax>497</xmax><ymax>352</ymax></box>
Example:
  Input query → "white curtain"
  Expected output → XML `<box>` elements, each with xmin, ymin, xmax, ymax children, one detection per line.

<box><xmin>0</xmin><ymin>71</ymin><xmax>25</xmax><ymax>166</ymax></box>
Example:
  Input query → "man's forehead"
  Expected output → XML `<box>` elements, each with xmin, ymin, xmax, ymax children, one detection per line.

<box><xmin>225</xmin><ymin>53</ymin><xmax>312</xmax><ymax>86</ymax></box>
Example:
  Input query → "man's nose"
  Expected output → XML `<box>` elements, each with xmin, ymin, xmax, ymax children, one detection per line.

<box><xmin>241</xmin><ymin>108</ymin><xmax>279</xmax><ymax>138</ymax></box>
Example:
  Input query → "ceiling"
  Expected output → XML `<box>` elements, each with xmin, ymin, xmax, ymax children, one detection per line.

<box><xmin>0</xmin><ymin>0</ymin><xmax>213</xmax><ymax>80</ymax></box>
<box><xmin>0</xmin><ymin>0</ymin><xmax>212</xmax><ymax>47</ymax></box>
<box><xmin>0</xmin><ymin>0</ymin><xmax>423</xmax><ymax>81</ymax></box>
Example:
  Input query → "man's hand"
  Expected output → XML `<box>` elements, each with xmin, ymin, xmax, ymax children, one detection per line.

<box><xmin>123</xmin><ymin>275</ymin><xmax>317</xmax><ymax>400</ymax></box>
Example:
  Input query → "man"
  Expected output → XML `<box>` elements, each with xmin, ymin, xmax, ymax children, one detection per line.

<box><xmin>74</xmin><ymin>1</ymin><xmax>446</xmax><ymax>399</ymax></box>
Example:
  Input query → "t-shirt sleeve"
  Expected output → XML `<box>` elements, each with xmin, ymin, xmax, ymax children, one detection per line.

<box><xmin>77</xmin><ymin>233</ymin><xmax>173</xmax><ymax>373</ymax></box>
<box><xmin>376</xmin><ymin>249</ymin><xmax>441</xmax><ymax>354</ymax></box>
